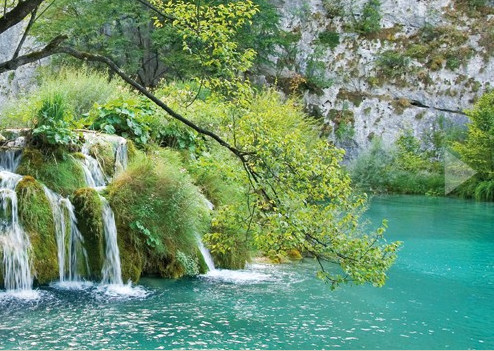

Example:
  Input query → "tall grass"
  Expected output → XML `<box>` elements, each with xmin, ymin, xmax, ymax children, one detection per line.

<box><xmin>1</xmin><ymin>66</ymin><xmax>130</xmax><ymax>128</ymax></box>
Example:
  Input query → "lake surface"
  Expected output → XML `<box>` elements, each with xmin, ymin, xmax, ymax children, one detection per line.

<box><xmin>0</xmin><ymin>196</ymin><xmax>493</xmax><ymax>349</ymax></box>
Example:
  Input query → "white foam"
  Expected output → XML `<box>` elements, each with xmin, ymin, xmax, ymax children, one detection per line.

<box><xmin>50</xmin><ymin>280</ymin><xmax>94</xmax><ymax>290</ymax></box>
<box><xmin>95</xmin><ymin>282</ymin><xmax>149</xmax><ymax>299</ymax></box>
<box><xmin>201</xmin><ymin>269</ymin><xmax>273</xmax><ymax>284</ymax></box>
<box><xmin>0</xmin><ymin>289</ymin><xmax>41</xmax><ymax>301</ymax></box>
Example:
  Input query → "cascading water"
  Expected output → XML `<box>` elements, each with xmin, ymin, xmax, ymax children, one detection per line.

<box><xmin>78</xmin><ymin>138</ymin><xmax>127</xmax><ymax>287</ymax></box>
<box><xmin>0</xmin><ymin>150</ymin><xmax>22</xmax><ymax>172</ymax></box>
<box><xmin>0</xmin><ymin>151</ymin><xmax>33</xmax><ymax>292</ymax></box>
<box><xmin>114</xmin><ymin>140</ymin><xmax>128</xmax><ymax>176</ymax></box>
<box><xmin>100</xmin><ymin>197</ymin><xmax>123</xmax><ymax>285</ymax></box>
<box><xmin>197</xmin><ymin>239</ymin><xmax>216</xmax><ymax>272</ymax></box>
<box><xmin>43</xmin><ymin>187</ymin><xmax>89</xmax><ymax>283</ymax></box>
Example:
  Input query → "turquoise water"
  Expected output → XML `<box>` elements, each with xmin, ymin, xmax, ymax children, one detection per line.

<box><xmin>0</xmin><ymin>195</ymin><xmax>493</xmax><ymax>349</ymax></box>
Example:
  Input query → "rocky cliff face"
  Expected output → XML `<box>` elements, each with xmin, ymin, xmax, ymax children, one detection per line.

<box><xmin>267</xmin><ymin>0</ymin><xmax>493</xmax><ymax>157</ymax></box>
<box><xmin>0</xmin><ymin>22</ymin><xmax>43</xmax><ymax>111</ymax></box>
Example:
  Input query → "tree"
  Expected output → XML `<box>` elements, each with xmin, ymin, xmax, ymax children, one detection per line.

<box><xmin>26</xmin><ymin>0</ymin><xmax>280</xmax><ymax>87</ymax></box>
<box><xmin>454</xmin><ymin>91</ymin><xmax>494</xmax><ymax>178</ymax></box>
<box><xmin>453</xmin><ymin>91</ymin><xmax>494</xmax><ymax>200</ymax></box>
<box><xmin>0</xmin><ymin>0</ymin><xmax>400</xmax><ymax>287</ymax></box>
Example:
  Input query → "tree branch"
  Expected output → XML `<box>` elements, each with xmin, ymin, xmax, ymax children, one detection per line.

<box><xmin>12</xmin><ymin>6</ymin><xmax>38</xmax><ymax>60</ymax></box>
<box><xmin>56</xmin><ymin>46</ymin><xmax>252</xmax><ymax>159</ymax></box>
<box><xmin>0</xmin><ymin>34</ymin><xmax>67</xmax><ymax>72</ymax></box>
<box><xmin>0</xmin><ymin>0</ymin><xmax>45</xmax><ymax>35</ymax></box>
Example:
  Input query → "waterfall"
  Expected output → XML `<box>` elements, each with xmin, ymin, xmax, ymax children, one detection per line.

<box><xmin>0</xmin><ymin>170</ymin><xmax>32</xmax><ymax>291</ymax></box>
<box><xmin>43</xmin><ymin>187</ymin><xmax>88</xmax><ymax>283</ymax></box>
<box><xmin>114</xmin><ymin>140</ymin><xmax>128</xmax><ymax>176</ymax></box>
<box><xmin>197</xmin><ymin>238</ymin><xmax>216</xmax><ymax>272</ymax></box>
<box><xmin>100</xmin><ymin>197</ymin><xmax>123</xmax><ymax>285</ymax></box>
<box><xmin>80</xmin><ymin>155</ymin><xmax>107</xmax><ymax>188</ymax></box>
<box><xmin>79</xmin><ymin>138</ymin><xmax>125</xmax><ymax>286</ymax></box>
<box><xmin>0</xmin><ymin>150</ymin><xmax>22</xmax><ymax>172</ymax></box>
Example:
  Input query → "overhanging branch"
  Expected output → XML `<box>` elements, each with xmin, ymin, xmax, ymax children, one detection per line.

<box><xmin>56</xmin><ymin>46</ymin><xmax>251</xmax><ymax>160</ymax></box>
<box><xmin>0</xmin><ymin>0</ymin><xmax>45</xmax><ymax>34</ymax></box>
<box><xmin>0</xmin><ymin>34</ymin><xmax>67</xmax><ymax>72</ymax></box>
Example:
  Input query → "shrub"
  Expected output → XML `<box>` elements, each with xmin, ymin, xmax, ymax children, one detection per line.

<box><xmin>317</xmin><ymin>30</ymin><xmax>340</xmax><ymax>49</ymax></box>
<box><xmin>322</xmin><ymin>0</ymin><xmax>345</xmax><ymax>17</ymax></box>
<box><xmin>376</xmin><ymin>50</ymin><xmax>411</xmax><ymax>78</ymax></box>
<box><xmin>356</xmin><ymin>0</ymin><xmax>381</xmax><ymax>35</ymax></box>
<box><xmin>107</xmin><ymin>149</ymin><xmax>210</xmax><ymax>279</ymax></box>
<box><xmin>350</xmin><ymin>135</ymin><xmax>444</xmax><ymax>195</ymax></box>
<box><xmin>32</xmin><ymin>93</ymin><xmax>80</xmax><ymax>147</ymax></box>
<box><xmin>453</xmin><ymin>91</ymin><xmax>494</xmax><ymax>200</ymax></box>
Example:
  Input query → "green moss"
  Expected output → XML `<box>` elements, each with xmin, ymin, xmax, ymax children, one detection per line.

<box><xmin>71</xmin><ymin>188</ymin><xmax>104</xmax><ymax>279</ymax></box>
<box><xmin>127</xmin><ymin>140</ymin><xmax>137</xmax><ymax>160</ymax></box>
<box><xmin>107</xmin><ymin>149</ymin><xmax>209</xmax><ymax>279</ymax></box>
<box><xmin>17</xmin><ymin>148</ymin><xmax>86</xmax><ymax>196</ymax></box>
<box><xmin>197</xmin><ymin>248</ymin><xmax>208</xmax><ymax>274</ymax></box>
<box><xmin>89</xmin><ymin>141</ymin><xmax>115</xmax><ymax>178</ymax></box>
<box><xmin>117</xmin><ymin>224</ymin><xmax>144</xmax><ymax>283</ymax></box>
<box><xmin>16</xmin><ymin>176</ymin><xmax>58</xmax><ymax>284</ymax></box>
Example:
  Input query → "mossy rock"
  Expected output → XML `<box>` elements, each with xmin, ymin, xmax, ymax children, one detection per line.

<box><xmin>89</xmin><ymin>141</ymin><xmax>116</xmax><ymax>178</ymax></box>
<box><xmin>107</xmin><ymin>149</ymin><xmax>210</xmax><ymax>278</ymax></box>
<box><xmin>126</xmin><ymin>140</ymin><xmax>137</xmax><ymax>161</ymax></box>
<box><xmin>17</xmin><ymin>148</ymin><xmax>86</xmax><ymax>197</ymax></box>
<box><xmin>116</xmin><ymin>222</ymin><xmax>144</xmax><ymax>283</ymax></box>
<box><xmin>197</xmin><ymin>248</ymin><xmax>208</xmax><ymax>274</ymax></box>
<box><xmin>71</xmin><ymin>188</ymin><xmax>104</xmax><ymax>280</ymax></box>
<box><xmin>16</xmin><ymin>176</ymin><xmax>58</xmax><ymax>284</ymax></box>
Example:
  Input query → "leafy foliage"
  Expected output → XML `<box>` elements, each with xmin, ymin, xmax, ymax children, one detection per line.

<box><xmin>32</xmin><ymin>0</ymin><xmax>279</xmax><ymax>87</ymax></box>
<box><xmin>454</xmin><ymin>91</ymin><xmax>494</xmax><ymax>200</ymax></box>
<box><xmin>88</xmin><ymin>97</ymin><xmax>154</xmax><ymax>146</ymax></box>
<box><xmin>150</xmin><ymin>0</ymin><xmax>258</xmax><ymax>98</ymax></box>
<box><xmin>163</xmin><ymin>86</ymin><xmax>401</xmax><ymax>287</ymax></box>
<box><xmin>32</xmin><ymin>94</ymin><xmax>80</xmax><ymax>147</ymax></box>
<box><xmin>356</xmin><ymin>0</ymin><xmax>381</xmax><ymax>35</ymax></box>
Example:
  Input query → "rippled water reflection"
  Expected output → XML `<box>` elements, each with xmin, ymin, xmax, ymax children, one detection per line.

<box><xmin>0</xmin><ymin>196</ymin><xmax>493</xmax><ymax>349</ymax></box>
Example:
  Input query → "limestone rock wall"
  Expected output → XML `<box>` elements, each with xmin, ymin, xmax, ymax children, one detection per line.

<box><xmin>0</xmin><ymin>22</ymin><xmax>44</xmax><ymax>112</ymax></box>
<box><xmin>268</xmin><ymin>0</ymin><xmax>493</xmax><ymax>157</ymax></box>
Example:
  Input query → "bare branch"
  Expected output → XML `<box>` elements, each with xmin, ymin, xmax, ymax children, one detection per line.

<box><xmin>12</xmin><ymin>6</ymin><xmax>38</xmax><ymax>60</ymax></box>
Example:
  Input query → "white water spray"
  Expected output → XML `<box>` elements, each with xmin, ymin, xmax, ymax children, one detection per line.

<box><xmin>114</xmin><ymin>140</ymin><xmax>128</xmax><ymax>176</ymax></box>
<box><xmin>43</xmin><ymin>187</ymin><xmax>89</xmax><ymax>282</ymax></box>
<box><xmin>0</xmin><ymin>150</ymin><xmax>22</xmax><ymax>172</ymax></box>
<box><xmin>79</xmin><ymin>137</ymin><xmax>127</xmax><ymax>287</ymax></box>
<box><xmin>197</xmin><ymin>239</ymin><xmax>216</xmax><ymax>272</ymax></box>
<box><xmin>100</xmin><ymin>197</ymin><xmax>123</xmax><ymax>285</ymax></box>
<box><xmin>0</xmin><ymin>170</ymin><xmax>32</xmax><ymax>292</ymax></box>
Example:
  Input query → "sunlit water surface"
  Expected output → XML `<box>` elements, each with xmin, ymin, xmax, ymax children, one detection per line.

<box><xmin>0</xmin><ymin>196</ymin><xmax>493</xmax><ymax>349</ymax></box>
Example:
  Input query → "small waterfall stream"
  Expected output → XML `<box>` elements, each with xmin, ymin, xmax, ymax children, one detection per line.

<box><xmin>79</xmin><ymin>137</ymin><xmax>128</xmax><ymax>286</ymax></box>
<box><xmin>198</xmin><ymin>239</ymin><xmax>216</xmax><ymax>272</ymax></box>
<box><xmin>100</xmin><ymin>197</ymin><xmax>123</xmax><ymax>285</ymax></box>
<box><xmin>43</xmin><ymin>187</ymin><xmax>89</xmax><ymax>283</ymax></box>
<box><xmin>0</xmin><ymin>152</ymin><xmax>33</xmax><ymax>292</ymax></box>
